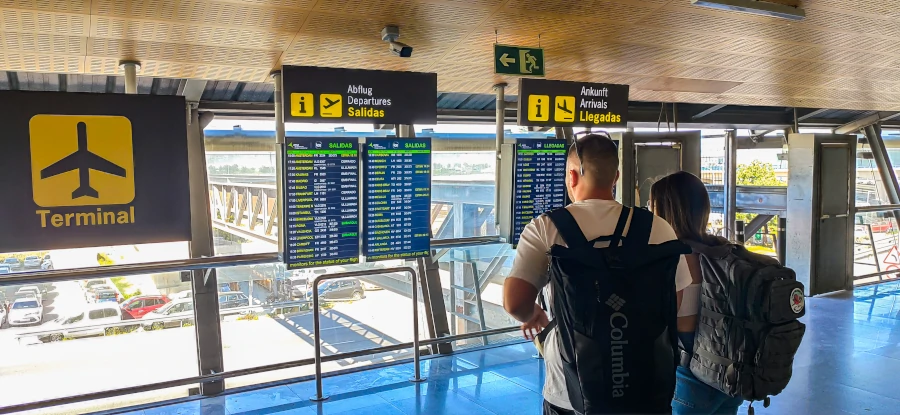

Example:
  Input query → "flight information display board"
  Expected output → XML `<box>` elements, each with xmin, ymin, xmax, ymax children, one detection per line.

<box><xmin>283</xmin><ymin>137</ymin><xmax>360</xmax><ymax>269</ymax></box>
<box><xmin>513</xmin><ymin>139</ymin><xmax>567</xmax><ymax>245</ymax></box>
<box><xmin>363</xmin><ymin>138</ymin><xmax>432</xmax><ymax>261</ymax></box>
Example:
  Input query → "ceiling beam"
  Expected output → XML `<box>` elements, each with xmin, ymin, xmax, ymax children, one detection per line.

<box><xmin>834</xmin><ymin>112</ymin><xmax>900</xmax><ymax>135</ymax></box>
<box><xmin>177</xmin><ymin>79</ymin><xmax>208</xmax><ymax>103</ymax></box>
<box><xmin>692</xmin><ymin>104</ymin><xmax>726</xmax><ymax>120</ymax></box>
<box><xmin>796</xmin><ymin>108</ymin><xmax>830</xmax><ymax>121</ymax></box>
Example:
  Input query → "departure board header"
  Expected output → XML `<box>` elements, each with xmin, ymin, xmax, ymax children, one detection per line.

<box><xmin>363</xmin><ymin>138</ymin><xmax>432</xmax><ymax>261</ymax></box>
<box><xmin>283</xmin><ymin>137</ymin><xmax>360</xmax><ymax>269</ymax></box>
<box><xmin>512</xmin><ymin>139</ymin><xmax>567</xmax><ymax>245</ymax></box>
<box><xmin>281</xmin><ymin>66</ymin><xmax>437</xmax><ymax>125</ymax></box>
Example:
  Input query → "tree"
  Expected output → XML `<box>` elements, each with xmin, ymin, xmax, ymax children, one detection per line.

<box><xmin>735</xmin><ymin>160</ymin><xmax>784</xmax><ymax>247</ymax></box>
<box><xmin>737</xmin><ymin>160</ymin><xmax>784</xmax><ymax>187</ymax></box>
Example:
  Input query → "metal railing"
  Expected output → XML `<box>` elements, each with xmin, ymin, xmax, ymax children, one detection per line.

<box><xmin>854</xmin><ymin>205</ymin><xmax>900</xmax><ymax>282</ymax></box>
<box><xmin>0</xmin><ymin>251</ymin><xmax>523</xmax><ymax>414</ymax></box>
<box><xmin>309</xmin><ymin>267</ymin><xmax>422</xmax><ymax>401</ymax></box>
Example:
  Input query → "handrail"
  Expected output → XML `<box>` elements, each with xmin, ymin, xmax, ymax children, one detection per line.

<box><xmin>309</xmin><ymin>266</ymin><xmax>422</xmax><ymax>401</ymax></box>
<box><xmin>856</xmin><ymin>204</ymin><xmax>900</xmax><ymax>213</ymax></box>
<box><xmin>0</xmin><ymin>253</ymin><xmax>280</xmax><ymax>287</ymax></box>
<box><xmin>0</xmin><ymin>324</ymin><xmax>521</xmax><ymax>415</ymax></box>
<box><xmin>431</xmin><ymin>236</ymin><xmax>505</xmax><ymax>247</ymax></box>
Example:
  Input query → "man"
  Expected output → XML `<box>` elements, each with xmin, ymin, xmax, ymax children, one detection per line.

<box><xmin>503</xmin><ymin>133</ymin><xmax>692</xmax><ymax>415</ymax></box>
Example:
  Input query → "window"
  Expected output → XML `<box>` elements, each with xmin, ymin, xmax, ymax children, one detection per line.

<box><xmin>218</xmin><ymin>295</ymin><xmax>226</xmax><ymax>303</ymax></box>
<box><xmin>129</xmin><ymin>300</ymin><xmax>144</xmax><ymax>309</ymax></box>
<box><xmin>184</xmin><ymin>302</ymin><xmax>194</xmax><ymax>312</ymax></box>
<box><xmin>12</xmin><ymin>300</ymin><xmax>38</xmax><ymax>309</ymax></box>
<box><xmin>104</xmin><ymin>308</ymin><xmax>118</xmax><ymax>318</ymax></box>
<box><xmin>89</xmin><ymin>310</ymin><xmax>104</xmax><ymax>319</ymax></box>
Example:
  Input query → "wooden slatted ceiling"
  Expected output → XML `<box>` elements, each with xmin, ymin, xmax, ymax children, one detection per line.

<box><xmin>4</xmin><ymin>0</ymin><xmax>900</xmax><ymax>111</ymax></box>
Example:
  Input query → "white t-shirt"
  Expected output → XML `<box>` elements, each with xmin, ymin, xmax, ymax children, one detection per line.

<box><xmin>508</xmin><ymin>199</ymin><xmax>692</xmax><ymax>410</ymax></box>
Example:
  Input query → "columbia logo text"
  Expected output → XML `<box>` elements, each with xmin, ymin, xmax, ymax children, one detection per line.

<box><xmin>605</xmin><ymin>294</ymin><xmax>625</xmax><ymax>311</ymax></box>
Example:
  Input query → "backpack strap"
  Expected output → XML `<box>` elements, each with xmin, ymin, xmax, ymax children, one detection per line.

<box><xmin>624</xmin><ymin>207</ymin><xmax>653</xmax><ymax>249</ymax></box>
<box><xmin>547</xmin><ymin>208</ymin><xmax>590</xmax><ymax>248</ymax></box>
<box><xmin>605</xmin><ymin>206</ymin><xmax>631</xmax><ymax>247</ymax></box>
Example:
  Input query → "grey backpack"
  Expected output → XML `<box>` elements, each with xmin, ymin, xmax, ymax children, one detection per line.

<box><xmin>684</xmin><ymin>240</ymin><xmax>806</xmax><ymax>413</ymax></box>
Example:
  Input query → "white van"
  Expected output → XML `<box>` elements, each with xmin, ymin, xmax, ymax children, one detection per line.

<box><xmin>40</xmin><ymin>303</ymin><xmax>122</xmax><ymax>342</ymax></box>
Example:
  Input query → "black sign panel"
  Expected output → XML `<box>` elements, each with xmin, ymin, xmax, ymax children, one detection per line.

<box><xmin>363</xmin><ymin>138</ymin><xmax>431</xmax><ymax>261</ymax></box>
<box><xmin>513</xmin><ymin>140</ymin><xmax>567</xmax><ymax>245</ymax></box>
<box><xmin>281</xmin><ymin>66</ymin><xmax>437</xmax><ymax>125</ymax></box>
<box><xmin>0</xmin><ymin>91</ymin><xmax>190</xmax><ymax>252</ymax></box>
<box><xmin>283</xmin><ymin>137</ymin><xmax>360</xmax><ymax>269</ymax></box>
<box><xmin>517</xmin><ymin>78</ymin><xmax>629</xmax><ymax>128</ymax></box>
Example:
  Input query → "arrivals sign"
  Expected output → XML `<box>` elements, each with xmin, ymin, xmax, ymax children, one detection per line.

<box><xmin>517</xmin><ymin>78</ymin><xmax>629</xmax><ymax>128</ymax></box>
<box><xmin>281</xmin><ymin>65</ymin><xmax>437</xmax><ymax>125</ymax></box>
<box><xmin>0</xmin><ymin>91</ymin><xmax>191</xmax><ymax>252</ymax></box>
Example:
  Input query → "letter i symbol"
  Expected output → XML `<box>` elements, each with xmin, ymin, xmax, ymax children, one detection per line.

<box><xmin>535</xmin><ymin>98</ymin><xmax>543</xmax><ymax>118</ymax></box>
<box><xmin>298</xmin><ymin>96</ymin><xmax>306</xmax><ymax>114</ymax></box>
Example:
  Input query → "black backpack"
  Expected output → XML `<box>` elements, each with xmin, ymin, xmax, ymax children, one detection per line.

<box><xmin>546</xmin><ymin>206</ymin><xmax>691</xmax><ymax>414</ymax></box>
<box><xmin>683</xmin><ymin>240</ymin><xmax>806</xmax><ymax>412</ymax></box>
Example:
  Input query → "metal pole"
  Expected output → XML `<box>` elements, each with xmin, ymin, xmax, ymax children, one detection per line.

<box><xmin>493</xmin><ymin>83</ymin><xmax>506</xmax><ymax>231</ymax></box>
<box><xmin>736</xmin><ymin>220</ymin><xmax>745</xmax><ymax>244</ymax></box>
<box><xmin>777</xmin><ymin>217</ymin><xmax>787</xmax><ymax>265</ymax></box>
<box><xmin>863</xmin><ymin>125</ymin><xmax>900</xmax><ymax>222</ymax></box>
<box><xmin>723</xmin><ymin>129</ymin><xmax>738</xmax><ymax>239</ymax></box>
<box><xmin>865</xmin><ymin>223</ymin><xmax>881</xmax><ymax>274</ymax></box>
<box><xmin>271</xmin><ymin>70</ymin><xmax>285</xmax><ymax>253</ymax></box>
<box><xmin>119</xmin><ymin>61</ymin><xmax>140</xmax><ymax>94</ymax></box>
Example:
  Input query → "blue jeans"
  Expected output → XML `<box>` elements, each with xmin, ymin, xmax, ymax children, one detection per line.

<box><xmin>672</xmin><ymin>366</ymin><xmax>744</xmax><ymax>415</ymax></box>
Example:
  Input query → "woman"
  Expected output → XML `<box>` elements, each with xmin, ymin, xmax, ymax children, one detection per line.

<box><xmin>649</xmin><ymin>171</ymin><xmax>744</xmax><ymax>415</ymax></box>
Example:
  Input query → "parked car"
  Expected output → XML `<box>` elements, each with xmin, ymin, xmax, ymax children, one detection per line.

<box><xmin>219</xmin><ymin>292</ymin><xmax>250</xmax><ymax>312</ymax></box>
<box><xmin>0</xmin><ymin>292</ymin><xmax>8</xmax><ymax>328</ymax></box>
<box><xmin>22</xmin><ymin>256</ymin><xmax>42</xmax><ymax>269</ymax></box>
<box><xmin>141</xmin><ymin>298</ymin><xmax>194</xmax><ymax>330</ymax></box>
<box><xmin>0</xmin><ymin>265</ymin><xmax>11</xmax><ymax>274</ymax></box>
<box><xmin>168</xmin><ymin>290</ymin><xmax>192</xmax><ymax>300</ymax></box>
<box><xmin>307</xmin><ymin>278</ymin><xmax>365</xmax><ymax>302</ymax></box>
<box><xmin>287</xmin><ymin>275</ymin><xmax>309</xmax><ymax>300</ymax></box>
<box><xmin>8</xmin><ymin>298</ymin><xmax>42</xmax><ymax>326</ymax></box>
<box><xmin>120</xmin><ymin>295</ymin><xmax>169</xmax><ymax>319</ymax></box>
<box><xmin>85</xmin><ymin>284</ymin><xmax>114</xmax><ymax>302</ymax></box>
<box><xmin>2</xmin><ymin>258</ymin><xmax>21</xmax><ymax>272</ymax></box>
<box><xmin>39</xmin><ymin>303</ymin><xmax>123</xmax><ymax>342</ymax></box>
<box><xmin>41</xmin><ymin>254</ymin><xmax>53</xmax><ymax>270</ymax></box>
<box><xmin>92</xmin><ymin>288</ymin><xmax>120</xmax><ymax>304</ymax></box>
<box><xmin>15</xmin><ymin>286</ymin><xmax>43</xmax><ymax>304</ymax></box>
<box><xmin>82</xmin><ymin>279</ymin><xmax>108</xmax><ymax>291</ymax></box>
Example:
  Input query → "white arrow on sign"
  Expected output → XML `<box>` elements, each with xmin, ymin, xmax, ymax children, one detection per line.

<box><xmin>499</xmin><ymin>53</ymin><xmax>516</xmax><ymax>67</ymax></box>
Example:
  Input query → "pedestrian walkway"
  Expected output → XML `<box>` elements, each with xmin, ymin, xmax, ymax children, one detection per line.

<box><xmin>107</xmin><ymin>280</ymin><xmax>900</xmax><ymax>415</ymax></box>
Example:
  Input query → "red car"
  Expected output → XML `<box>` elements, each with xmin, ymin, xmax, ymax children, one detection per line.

<box><xmin>120</xmin><ymin>295</ymin><xmax>170</xmax><ymax>320</ymax></box>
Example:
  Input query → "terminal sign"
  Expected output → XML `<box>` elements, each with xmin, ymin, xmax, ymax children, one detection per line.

<box><xmin>283</xmin><ymin>137</ymin><xmax>360</xmax><ymax>269</ymax></box>
<box><xmin>0</xmin><ymin>91</ymin><xmax>191</xmax><ymax>252</ymax></box>
<box><xmin>281</xmin><ymin>66</ymin><xmax>437</xmax><ymax>125</ymax></box>
<box><xmin>517</xmin><ymin>78</ymin><xmax>629</xmax><ymax>128</ymax></box>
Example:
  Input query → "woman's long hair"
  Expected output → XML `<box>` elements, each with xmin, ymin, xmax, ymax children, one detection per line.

<box><xmin>649</xmin><ymin>171</ymin><xmax>718</xmax><ymax>245</ymax></box>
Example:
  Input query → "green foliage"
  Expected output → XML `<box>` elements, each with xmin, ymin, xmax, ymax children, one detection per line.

<box><xmin>735</xmin><ymin>161</ymin><xmax>784</xmax><ymax>245</ymax></box>
<box><xmin>736</xmin><ymin>160</ymin><xmax>785</xmax><ymax>187</ymax></box>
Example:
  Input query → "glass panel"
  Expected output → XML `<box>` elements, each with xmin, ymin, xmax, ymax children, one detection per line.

<box><xmin>217</xmin><ymin>260</ymin><xmax>428</xmax><ymax>389</ymax></box>
<box><xmin>0</xmin><ymin>275</ymin><xmax>198</xmax><ymax>410</ymax></box>
<box><xmin>437</xmin><ymin>244</ymin><xmax>522</xmax><ymax>350</ymax></box>
<box><xmin>857</xmin><ymin>139</ymin><xmax>891</xmax><ymax>206</ymax></box>
<box><xmin>431</xmin><ymin>151</ymin><xmax>498</xmax><ymax>239</ymax></box>
<box><xmin>853</xmin><ymin>212</ymin><xmax>900</xmax><ymax>285</ymax></box>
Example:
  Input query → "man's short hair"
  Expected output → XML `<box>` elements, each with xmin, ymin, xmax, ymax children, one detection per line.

<box><xmin>568</xmin><ymin>133</ymin><xmax>619</xmax><ymax>187</ymax></box>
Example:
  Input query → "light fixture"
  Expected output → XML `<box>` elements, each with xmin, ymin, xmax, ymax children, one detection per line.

<box><xmin>691</xmin><ymin>0</ymin><xmax>805</xmax><ymax>21</ymax></box>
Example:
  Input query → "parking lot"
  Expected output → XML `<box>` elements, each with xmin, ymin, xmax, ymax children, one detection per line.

<box><xmin>0</xmin><ymin>246</ymin><xmax>425</xmax><ymax>414</ymax></box>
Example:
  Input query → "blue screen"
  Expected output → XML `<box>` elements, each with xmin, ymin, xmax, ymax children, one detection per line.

<box><xmin>363</xmin><ymin>138</ymin><xmax>432</xmax><ymax>261</ymax></box>
<box><xmin>283</xmin><ymin>137</ymin><xmax>360</xmax><ymax>269</ymax></box>
<box><xmin>513</xmin><ymin>139</ymin><xmax>567</xmax><ymax>245</ymax></box>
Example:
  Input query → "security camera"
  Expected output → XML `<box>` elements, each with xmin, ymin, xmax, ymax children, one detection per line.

<box><xmin>382</xmin><ymin>25</ymin><xmax>413</xmax><ymax>58</ymax></box>
<box><xmin>388</xmin><ymin>41</ymin><xmax>413</xmax><ymax>57</ymax></box>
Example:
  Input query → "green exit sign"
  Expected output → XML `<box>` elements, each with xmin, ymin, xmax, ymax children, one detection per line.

<box><xmin>494</xmin><ymin>44</ymin><xmax>545</xmax><ymax>77</ymax></box>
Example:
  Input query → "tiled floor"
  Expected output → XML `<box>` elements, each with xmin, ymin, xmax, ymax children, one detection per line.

<box><xmin>113</xmin><ymin>281</ymin><xmax>900</xmax><ymax>415</ymax></box>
